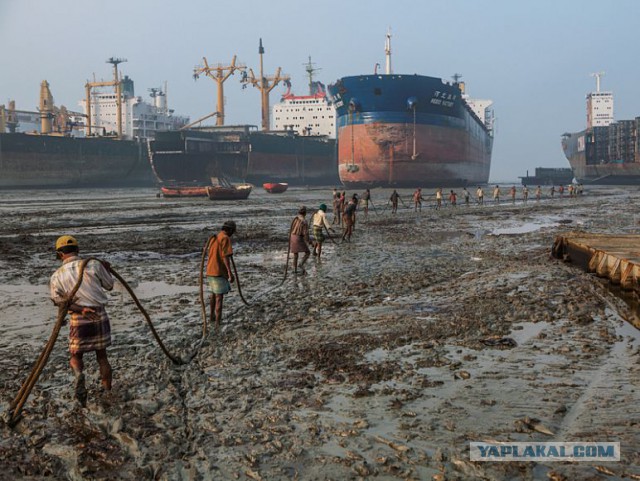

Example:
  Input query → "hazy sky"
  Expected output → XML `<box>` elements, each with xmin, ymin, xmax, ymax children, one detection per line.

<box><xmin>2</xmin><ymin>0</ymin><xmax>639</xmax><ymax>182</ymax></box>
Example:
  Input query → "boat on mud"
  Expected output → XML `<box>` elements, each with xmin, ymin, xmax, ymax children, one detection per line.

<box><xmin>160</xmin><ymin>185</ymin><xmax>209</xmax><ymax>197</ymax></box>
<box><xmin>206</xmin><ymin>184</ymin><xmax>252</xmax><ymax>200</ymax></box>
<box><xmin>205</xmin><ymin>177</ymin><xmax>252</xmax><ymax>200</ymax></box>
<box><xmin>263</xmin><ymin>182</ymin><xmax>288</xmax><ymax>193</ymax></box>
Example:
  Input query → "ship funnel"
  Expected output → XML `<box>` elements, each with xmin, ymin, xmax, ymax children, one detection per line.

<box><xmin>458</xmin><ymin>81</ymin><xmax>466</xmax><ymax>94</ymax></box>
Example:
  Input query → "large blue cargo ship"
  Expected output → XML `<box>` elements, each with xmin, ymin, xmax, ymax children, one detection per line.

<box><xmin>326</xmin><ymin>33</ymin><xmax>494</xmax><ymax>188</ymax></box>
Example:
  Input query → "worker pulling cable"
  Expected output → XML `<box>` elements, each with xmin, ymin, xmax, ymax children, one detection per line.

<box><xmin>5</xmin><ymin>237</ymin><xmax>189</xmax><ymax>428</ymax></box>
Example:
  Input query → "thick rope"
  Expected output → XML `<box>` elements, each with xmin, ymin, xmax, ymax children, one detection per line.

<box><xmin>5</xmin><ymin>257</ymin><xmax>192</xmax><ymax>428</ymax></box>
<box><xmin>323</xmin><ymin>222</ymin><xmax>340</xmax><ymax>245</ymax></box>
<box><xmin>213</xmin><ymin>220</ymin><xmax>294</xmax><ymax>324</ymax></box>
<box><xmin>7</xmin><ymin>258</ymin><xmax>92</xmax><ymax>427</ymax></box>
<box><xmin>231</xmin><ymin>256</ymin><xmax>251</xmax><ymax>307</ymax></box>
<box><xmin>109</xmin><ymin>269</ymin><xmax>184</xmax><ymax>366</ymax></box>
<box><xmin>368</xmin><ymin>199</ymin><xmax>379</xmax><ymax>216</ymax></box>
<box><xmin>6</xmin><ymin>219</ymin><xmax>309</xmax><ymax>427</ymax></box>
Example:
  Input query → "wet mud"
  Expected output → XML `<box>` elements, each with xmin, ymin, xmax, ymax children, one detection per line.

<box><xmin>0</xmin><ymin>186</ymin><xmax>639</xmax><ymax>480</ymax></box>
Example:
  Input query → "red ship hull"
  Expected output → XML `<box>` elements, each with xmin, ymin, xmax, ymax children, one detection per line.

<box><xmin>337</xmin><ymin>122</ymin><xmax>491</xmax><ymax>188</ymax></box>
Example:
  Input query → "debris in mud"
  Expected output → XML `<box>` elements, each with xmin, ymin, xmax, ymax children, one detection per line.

<box><xmin>481</xmin><ymin>336</ymin><xmax>518</xmax><ymax>348</ymax></box>
<box><xmin>453</xmin><ymin>370</ymin><xmax>471</xmax><ymax>380</ymax></box>
<box><xmin>514</xmin><ymin>416</ymin><xmax>555</xmax><ymax>435</ymax></box>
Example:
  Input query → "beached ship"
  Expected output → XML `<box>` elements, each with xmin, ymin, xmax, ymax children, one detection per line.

<box><xmin>0</xmin><ymin>60</ymin><xmax>186</xmax><ymax>189</ymax></box>
<box><xmin>562</xmin><ymin>73</ymin><xmax>640</xmax><ymax>184</ymax></box>
<box><xmin>149</xmin><ymin>125</ymin><xmax>337</xmax><ymax>186</ymax></box>
<box><xmin>326</xmin><ymin>32</ymin><xmax>494</xmax><ymax>188</ymax></box>
<box><xmin>148</xmin><ymin>45</ymin><xmax>338</xmax><ymax>188</ymax></box>
<box><xmin>0</xmin><ymin>132</ymin><xmax>150</xmax><ymax>189</ymax></box>
<box><xmin>519</xmin><ymin>167</ymin><xmax>574</xmax><ymax>186</ymax></box>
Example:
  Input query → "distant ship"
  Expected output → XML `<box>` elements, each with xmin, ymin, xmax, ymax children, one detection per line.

<box><xmin>326</xmin><ymin>32</ymin><xmax>494</xmax><ymax>188</ymax></box>
<box><xmin>562</xmin><ymin>72</ymin><xmax>640</xmax><ymax>184</ymax></box>
<box><xmin>0</xmin><ymin>59</ymin><xmax>187</xmax><ymax>189</ymax></box>
<box><xmin>519</xmin><ymin>167</ymin><xmax>574</xmax><ymax>186</ymax></box>
<box><xmin>148</xmin><ymin>45</ymin><xmax>338</xmax><ymax>187</ymax></box>
<box><xmin>149</xmin><ymin>125</ymin><xmax>337</xmax><ymax>186</ymax></box>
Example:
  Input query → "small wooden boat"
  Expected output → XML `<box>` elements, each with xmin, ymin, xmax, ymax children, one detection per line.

<box><xmin>263</xmin><ymin>182</ymin><xmax>289</xmax><ymax>194</ymax></box>
<box><xmin>206</xmin><ymin>183</ymin><xmax>252</xmax><ymax>200</ymax></box>
<box><xmin>160</xmin><ymin>186</ymin><xmax>209</xmax><ymax>197</ymax></box>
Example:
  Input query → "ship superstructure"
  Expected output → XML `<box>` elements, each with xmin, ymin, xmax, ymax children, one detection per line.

<box><xmin>0</xmin><ymin>59</ymin><xmax>177</xmax><ymax>189</ymax></box>
<box><xmin>562</xmin><ymin>72</ymin><xmax>640</xmax><ymax>184</ymax></box>
<box><xmin>80</xmin><ymin>77</ymin><xmax>188</xmax><ymax>139</ymax></box>
<box><xmin>272</xmin><ymin>58</ymin><xmax>336</xmax><ymax>138</ymax></box>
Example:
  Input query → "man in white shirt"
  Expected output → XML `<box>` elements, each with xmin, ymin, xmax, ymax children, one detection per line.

<box><xmin>50</xmin><ymin>235</ymin><xmax>114</xmax><ymax>406</ymax></box>
<box><xmin>311</xmin><ymin>204</ymin><xmax>334</xmax><ymax>258</ymax></box>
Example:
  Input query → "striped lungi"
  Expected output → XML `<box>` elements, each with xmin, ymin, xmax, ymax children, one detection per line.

<box><xmin>69</xmin><ymin>306</ymin><xmax>111</xmax><ymax>354</ymax></box>
<box><xmin>313</xmin><ymin>226</ymin><xmax>325</xmax><ymax>243</ymax></box>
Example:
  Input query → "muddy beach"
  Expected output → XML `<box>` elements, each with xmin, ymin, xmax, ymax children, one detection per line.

<box><xmin>0</xmin><ymin>186</ymin><xmax>639</xmax><ymax>480</ymax></box>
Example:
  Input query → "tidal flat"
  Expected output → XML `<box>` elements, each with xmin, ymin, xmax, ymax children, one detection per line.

<box><xmin>0</xmin><ymin>186</ymin><xmax>639</xmax><ymax>480</ymax></box>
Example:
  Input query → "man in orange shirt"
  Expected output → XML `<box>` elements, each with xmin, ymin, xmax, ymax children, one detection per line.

<box><xmin>206</xmin><ymin>220</ymin><xmax>236</xmax><ymax>329</ymax></box>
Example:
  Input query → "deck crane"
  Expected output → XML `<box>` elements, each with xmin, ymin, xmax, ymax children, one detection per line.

<box><xmin>193</xmin><ymin>55</ymin><xmax>246</xmax><ymax>126</ymax></box>
<box><xmin>242</xmin><ymin>39</ymin><xmax>290</xmax><ymax>131</ymax></box>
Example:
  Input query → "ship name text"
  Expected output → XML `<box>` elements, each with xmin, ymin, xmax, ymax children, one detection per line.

<box><xmin>431</xmin><ymin>91</ymin><xmax>456</xmax><ymax>108</ymax></box>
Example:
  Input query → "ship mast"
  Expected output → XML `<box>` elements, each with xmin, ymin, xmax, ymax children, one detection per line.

<box><xmin>385</xmin><ymin>28</ymin><xmax>392</xmax><ymax>74</ymax></box>
<box><xmin>84</xmin><ymin>57</ymin><xmax>126</xmax><ymax>138</ymax></box>
<box><xmin>194</xmin><ymin>55</ymin><xmax>246</xmax><ymax>126</ymax></box>
<box><xmin>304</xmin><ymin>56</ymin><xmax>321</xmax><ymax>95</ymax></box>
<box><xmin>243</xmin><ymin>39</ymin><xmax>290</xmax><ymax>131</ymax></box>
<box><xmin>108</xmin><ymin>57</ymin><xmax>126</xmax><ymax>138</ymax></box>
<box><xmin>39</xmin><ymin>80</ymin><xmax>54</xmax><ymax>134</ymax></box>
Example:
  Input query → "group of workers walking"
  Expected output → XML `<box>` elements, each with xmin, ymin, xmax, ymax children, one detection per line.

<box><xmin>47</xmin><ymin>181</ymin><xmax>587</xmax><ymax>407</ymax></box>
<box><xmin>388</xmin><ymin>184</ymin><xmax>586</xmax><ymax>210</ymax></box>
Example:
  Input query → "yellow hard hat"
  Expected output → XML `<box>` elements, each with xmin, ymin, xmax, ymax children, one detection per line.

<box><xmin>55</xmin><ymin>235</ymin><xmax>78</xmax><ymax>251</ymax></box>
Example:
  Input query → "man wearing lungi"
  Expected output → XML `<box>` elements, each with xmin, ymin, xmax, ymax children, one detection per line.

<box><xmin>206</xmin><ymin>220</ymin><xmax>236</xmax><ymax>329</ymax></box>
<box><xmin>50</xmin><ymin>235</ymin><xmax>114</xmax><ymax>406</ymax></box>
<box><xmin>311</xmin><ymin>203</ymin><xmax>334</xmax><ymax>259</ymax></box>
<box><xmin>290</xmin><ymin>207</ymin><xmax>311</xmax><ymax>274</ymax></box>
<box><xmin>362</xmin><ymin>189</ymin><xmax>371</xmax><ymax>219</ymax></box>
<box><xmin>342</xmin><ymin>197</ymin><xmax>358</xmax><ymax>242</ymax></box>
<box><xmin>389</xmin><ymin>190</ymin><xmax>400</xmax><ymax>214</ymax></box>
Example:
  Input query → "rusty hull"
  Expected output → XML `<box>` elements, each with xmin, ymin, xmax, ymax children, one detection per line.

<box><xmin>337</xmin><ymin>122</ymin><xmax>491</xmax><ymax>188</ymax></box>
<box><xmin>552</xmin><ymin>233</ymin><xmax>640</xmax><ymax>293</ymax></box>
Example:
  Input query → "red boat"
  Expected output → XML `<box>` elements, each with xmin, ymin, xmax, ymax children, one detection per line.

<box><xmin>263</xmin><ymin>182</ymin><xmax>288</xmax><ymax>193</ymax></box>
<box><xmin>160</xmin><ymin>186</ymin><xmax>209</xmax><ymax>197</ymax></box>
<box><xmin>206</xmin><ymin>184</ymin><xmax>252</xmax><ymax>200</ymax></box>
